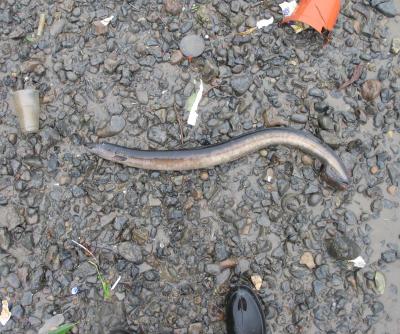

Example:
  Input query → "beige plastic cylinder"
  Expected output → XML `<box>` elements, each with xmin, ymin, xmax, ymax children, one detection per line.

<box><xmin>12</xmin><ymin>89</ymin><xmax>40</xmax><ymax>133</ymax></box>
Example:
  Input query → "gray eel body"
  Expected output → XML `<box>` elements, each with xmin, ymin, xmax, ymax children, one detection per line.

<box><xmin>87</xmin><ymin>128</ymin><xmax>350</xmax><ymax>188</ymax></box>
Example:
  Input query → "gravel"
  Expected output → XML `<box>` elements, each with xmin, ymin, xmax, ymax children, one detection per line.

<box><xmin>0</xmin><ymin>0</ymin><xmax>399</xmax><ymax>333</ymax></box>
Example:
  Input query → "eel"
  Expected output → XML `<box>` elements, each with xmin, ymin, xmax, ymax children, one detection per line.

<box><xmin>87</xmin><ymin>128</ymin><xmax>350</xmax><ymax>189</ymax></box>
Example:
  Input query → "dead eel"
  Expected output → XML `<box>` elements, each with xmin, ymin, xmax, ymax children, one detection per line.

<box><xmin>87</xmin><ymin>128</ymin><xmax>350</xmax><ymax>189</ymax></box>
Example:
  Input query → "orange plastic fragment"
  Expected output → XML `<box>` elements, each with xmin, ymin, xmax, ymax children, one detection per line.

<box><xmin>281</xmin><ymin>0</ymin><xmax>340</xmax><ymax>33</ymax></box>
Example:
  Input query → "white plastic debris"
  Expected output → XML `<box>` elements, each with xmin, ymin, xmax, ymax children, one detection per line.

<box><xmin>111</xmin><ymin>275</ymin><xmax>122</xmax><ymax>290</ymax></box>
<box><xmin>256</xmin><ymin>17</ymin><xmax>274</xmax><ymax>29</ymax></box>
<box><xmin>187</xmin><ymin>79</ymin><xmax>203</xmax><ymax>126</ymax></box>
<box><xmin>71</xmin><ymin>287</ymin><xmax>79</xmax><ymax>295</ymax></box>
<box><xmin>279</xmin><ymin>0</ymin><xmax>298</xmax><ymax>17</ymax></box>
<box><xmin>349</xmin><ymin>256</ymin><xmax>366</xmax><ymax>268</ymax></box>
<box><xmin>0</xmin><ymin>300</ymin><xmax>11</xmax><ymax>326</ymax></box>
<box><xmin>100</xmin><ymin>15</ymin><xmax>114</xmax><ymax>26</ymax></box>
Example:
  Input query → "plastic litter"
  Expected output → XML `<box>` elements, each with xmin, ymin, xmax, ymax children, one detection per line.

<box><xmin>281</xmin><ymin>0</ymin><xmax>340</xmax><ymax>34</ymax></box>
<box><xmin>280</xmin><ymin>0</ymin><xmax>309</xmax><ymax>33</ymax></box>
<box><xmin>111</xmin><ymin>275</ymin><xmax>122</xmax><ymax>290</ymax></box>
<box><xmin>348</xmin><ymin>256</ymin><xmax>366</xmax><ymax>268</ymax></box>
<box><xmin>100</xmin><ymin>16</ymin><xmax>114</xmax><ymax>26</ymax></box>
<box><xmin>12</xmin><ymin>89</ymin><xmax>40</xmax><ymax>134</ymax></box>
<box><xmin>71</xmin><ymin>287</ymin><xmax>79</xmax><ymax>295</ymax></box>
<box><xmin>187</xmin><ymin>79</ymin><xmax>203</xmax><ymax>126</ymax></box>
<box><xmin>0</xmin><ymin>300</ymin><xmax>11</xmax><ymax>326</ymax></box>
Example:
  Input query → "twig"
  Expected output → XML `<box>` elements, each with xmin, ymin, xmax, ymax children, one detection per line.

<box><xmin>174</xmin><ymin>104</ymin><xmax>184</xmax><ymax>144</ymax></box>
<box><xmin>339</xmin><ymin>64</ymin><xmax>363</xmax><ymax>90</ymax></box>
<box><xmin>37</xmin><ymin>13</ymin><xmax>46</xmax><ymax>37</ymax></box>
<box><xmin>71</xmin><ymin>239</ymin><xmax>96</xmax><ymax>260</ymax></box>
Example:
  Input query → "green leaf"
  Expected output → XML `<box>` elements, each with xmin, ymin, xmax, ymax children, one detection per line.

<box><xmin>25</xmin><ymin>35</ymin><xmax>36</xmax><ymax>43</ymax></box>
<box><xmin>101</xmin><ymin>278</ymin><xmax>111</xmax><ymax>300</ymax></box>
<box><xmin>48</xmin><ymin>323</ymin><xmax>76</xmax><ymax>334</ymax></box>
<box><xmin>374</xmin><ymin>271</ymin><xmax>385</xmax><ymax>295</ymax></box>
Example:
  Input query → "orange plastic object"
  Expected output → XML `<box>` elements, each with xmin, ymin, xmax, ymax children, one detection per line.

<box><xmin>281</xmin><ymin>0</ymin><xmax>340</xmax><ymax>33</ymax></box>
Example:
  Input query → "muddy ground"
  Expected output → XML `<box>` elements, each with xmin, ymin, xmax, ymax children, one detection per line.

<box><xmin>0</xmin><ymin>0</ymin><xmax>399</xmax><ymax>333</ymax></box>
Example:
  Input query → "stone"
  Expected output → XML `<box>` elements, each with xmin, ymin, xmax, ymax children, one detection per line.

<box><xmin>188</xmin><ymin>322</ymin><xmax>203</xmax><ymax>334</ymax></box>
<box><xmin>21</xmin><ymin>292</ymin><xmax>33</xmax><ymax>306</ymax></box>
<box><xmin>97</xmin><ymin>116</ymin><xmax>126</xmax><ymax>137</ymax></box>
<box><xmin>0</xmin><ymin>206</ymin><xmax>21</xmax><ymax>230</ymax></box>
<box><xmin>73</xmin><ymin>261</ymin><xmax>97</xmax><ymax>277</ymax></box>
<box><xmin>361</xmin><ymin>80</ymin><xmax>381</xmax><ymax>101</ymax></box>
<box><xmin>391</xmin><ymin>37</ymin><xmax>400</xmax><ymax>55</ymax></box>
<box><xmin>117</xmin><ymin>242</ymin><xmax>143</xmax><ymax>264</ymax></box>
<box><xmin>164</xmin><ymin>0</ymin><xmax>182</xmax><ymax>15</ymax></box>
<box><xmin>38</xmin><ymin>314</ymin><xmax>65</xmax><ymax>334</ymax></box>
<box><xmin>136</xmin><ymin>88</ymin><xmax>149</xmax><ymax>105</ymax></box>
<box><xmin>0</xmin><ymin>228</ymin><xmax>11</xmax><ymax>250</ymax></box>
<box><xmin>170</xmin><ymin>50</ymin><xmax>184</xmax><ymax>65</ymax></box>
<box><xmin>376</xmin><ymin>1</ymin><xmax>399</xmax><ymax>17</ymax></box>
<box><xmin>300</xmin><ymin>252</ymin><xmax>316</xmax><ymax>269</ymax></box>
<box><xmin>179</xmin><ymin>35</ymin><xmax>205</xmax><ymax>57</ymax></box>
<box><xmin>381</xmin><ymin>249</ymin><xmax>397</xmax><ymax>263</ymax></box>
<box><xmin>231</xmin><ymin>74</ymin><xmax>252</xmax><ymax>95</ymax></box>
<box><xmin>148</xmin><ymin>125</ymin><xmax>168</xmax><ymax>145</ymax></box>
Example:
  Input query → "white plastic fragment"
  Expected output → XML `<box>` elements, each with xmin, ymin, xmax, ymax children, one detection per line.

<box><xmin>187</xmin><ymin>79</ymin><xmax>203</xmax><ymax>126</ymax></box>
<box><xmin>0</xmin><ymin>300</ymin><xmax>11</xmax><ymax>326</ymax></box>
<box><xmin>279</xmin><ymin>0</ymin><xmax>298</xmax><ymax>17</ymax></box>
<box><xmin>111</xmin><ymin>275</ymin><xmax>122</xmax><ymax>290</ymax></box>
<box><xmin>349</xmin><ymin>256</ymin><xmax>366</xmax><ymax>268</ymax></box>
<box><xmin>256</xmin><ymin>17</ymin><xmax>274</xmax><ymax>29</ymax></box>
<box><xmin>100</xmin><ymin>15</ymin><xmax>114</xmax><ymax>26</ymax></box>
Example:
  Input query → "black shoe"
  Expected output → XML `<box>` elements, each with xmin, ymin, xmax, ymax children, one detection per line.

<box><xmin>226</xmin><ymin>285</ymin><xmax>267</xmax><ymax>334</ymax></box>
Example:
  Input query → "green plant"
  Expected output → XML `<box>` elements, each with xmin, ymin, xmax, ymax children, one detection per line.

<box><xmin>48</xmin><ymin>323</ymin><xmax>76</xmax><ymax>334</ymax></box>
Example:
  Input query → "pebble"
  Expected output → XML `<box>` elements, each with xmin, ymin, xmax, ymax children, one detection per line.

<box><xmin>188</xmin><ymin>323</ymin><xmax>203</xmax><ymax>334</ymax></box>
<box><xmin>148</xmin><ymin>125</ymin><xmax>168</xmax><ymax>145</ymax></box>
<box><xmin>170</xmin><ymin>50</ymin><xmax>184</xmax><ymax>65</ymax></box>
<box><xmin>199</xmin><ymin>171</ymin><xmax>209</xmax><ymax>181</ymax></box>
<box><xmin>136</xmin><ymin>88</ymin><xmax>149</xmax><ymax>105</ymax></box>
<box><xmin>117</xmin><ymin>242</ymin><xmax>143</xmax><ymax>264</ymax></box>
<box><xmin>387</xmin><ymin>185</ymin><xmax>397</xmax><ymax>195</ymax></box>
<box><xmin>8</xmin><ymin>133</ymin><xmax>17</xmax><ymax>144</ymax></box>
<box><xmin>164</xmin><ymin>0</ymin><xmax>182</xmax><ymax>15</ymax></box>
<box><xmin>381</xmin><ymin>249</ymin><xmax>397</xmax><ymax>263</ymax></box>
<box><xmin>0</xmin><ymin>228</ymin><xmax>11</xmax><ymax>250</ymax></box>
<box><xmin>179</xmin><ymin>35</ymin><xmax>205</xmax><ymax>58</ymax></box>
<box><xmin>391</xmin><ymin>37</ymin><xmax>400</xmax><ymax>55</ymax></box>
<box><xmin>370</xmin><ymin>166</ymin><xmax>379</xmax><ymax>174</ymax></box>
<box><xmin>231</xmin><ymin>74</ymin><xmax>252</xmax><ymax>95</ymax></box>
<box><xmin>38</xmin><ymin>314</ymin><xmax>65</xmax><ymax>334</ymax></box>
<box><xmin>97</xmin><ymin>116</ymin><xmax>126</xmax><ymax>138</ymax></box>
<box><xmin>361</xmin><ymin>80</ymin><xmax>381</xmax><ymax>101</ymax></box>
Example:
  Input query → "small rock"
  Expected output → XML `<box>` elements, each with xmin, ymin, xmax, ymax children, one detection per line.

<box><xmin>38</xmin><ymin>314</ymin><xmax>65</xmax><ymax>334</ymax></box>
<box><xmin>148</xmin><ymin>125</ymin><xmax>168</xmax><ymax>145</ymax></box>
<box><xmin>104</xmin><ymin>57</ymin><xmax>120</xmax><ymax>73</ymax></box>
<box><xmin>0</xmin><ymin>228</ymin><xmax>11</xmax><ymax>250</ymax></box>
<box><xmin>164</xmin><ymin>0</ymin><xmax>182</xmax><ymax>15</ymax></box>
<box><xmin>251</xmin><ymin>274</ymin><xmax>263</xmax><ymax>290</ymax></box>
<box><xmin>199</xmin><ymin>171</ymin><xmax>209</xmax><ymax>181</ymax></box>
<box><xmin>231</xmin><ymin>74</ymin><xmax>252</xmax><ymax>95</ymax></box>
<box><xmin>93</xmin><ymin>20</ymin><xmax>108</xmax><ymax>35</ymax></box>
<box><xmin>375</xmin><ymin>1</ymin><xmax>399</xmax><ymax>17</ymax></box>
<box><xmin>391</xmin><ymin>37</ymin><xmax>400</xmax><ymax>54</ymax></box>
<box><xmin>387</xmin><ymin>185</ymin><xmax>397</xmax><ymax>195</ymax></box>
<box><xmin>21</xmin><ymin>291</ymin><xmax>33</xmax><ymax>306</ymax></box>
<box><xmin>188</xmin><ymin>322</ymin><xmax>203</xmax><ymax>334</ymax></box>
<box><xmin>381</xmin><ymin>249</ymin><xmax>397</xmax><ymax>263</ymax></box>
<box><xmin>219</xmin><ymin>258</ymin><xmax>237</xmax><ymax>269</ymax></box>
<box><xmin>300</xmin><ymin>252</ymin><xmax>316</xmax><ymax>269</ymax></box>
<box><xmin>216</xmin><ymin>268</ymin><xmax>230</xmax><ymax>285</ymax></box>
<box><xmin>179</xmin><ymin>35</ymin><xmax>205</xmax><ymax>58</ymax></box>
<box><xmin>117</xmin><ymin>242</ymin><xmax>143</xmax><ymax>264</ymax></box>
<box><xmin>302</xmin><ymin>155</ymin><xmax>313</xmax><ymax>165</ymax></box>
<box><xmin>97</xmin><ymin>116</ymin><xmax>126</xmax><ymax>138</ymax></box>
<box><xmin>7</xmin><ymin>133</ymin><xmax>17</xmax><ymax>145</ymax></box>
<box><xmin>170</xmin><ymin>50</ymin><xmax>184</xmax><ymax>65</ymax></box>
<box><xmin>370</xmin><ymin>166</ymin><xmax>379</xmax><ymax>174</ymax></box>
<box><xmin>327</xmin><ymin>235</ymin><xmax>361</xmax><ymax>260</ymax></box>
<box><xmin>50</xmin><ymin>19</ymin><xmax>65</xmax><ymax>37</ymax></box>
<box><xmin>136</xmin><ymin>88</ymin><xmax>149</xmax><ymax>105</ymax></box>
<box><xmin>361</xmin><ymin>80</ymin><xmax>381</xmax><ymax>101</ymax></box>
